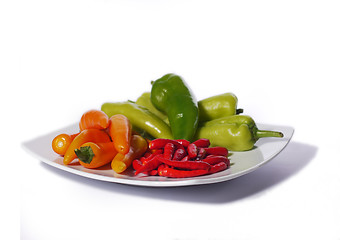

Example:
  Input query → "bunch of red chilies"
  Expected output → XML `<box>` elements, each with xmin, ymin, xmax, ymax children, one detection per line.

<box><xmin>132</xmin><ymin>138</ymin><xmax>230</xmax><ymax>178</ymax></box>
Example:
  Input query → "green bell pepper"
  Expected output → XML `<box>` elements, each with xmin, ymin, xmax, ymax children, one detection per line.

<box><xmin>101</xmin><ymin>101</ymin><xmax>173</xmax><ymax>139</ymax></box>
<box><xmin>195</xmin><ymin>115</ymin><xmax>284</xmax><ymax>151</ymax></box>
<box><xmin>151</xmin><ymin>73</ymin><xmax>199</xmax><ymax>141</ymax></box>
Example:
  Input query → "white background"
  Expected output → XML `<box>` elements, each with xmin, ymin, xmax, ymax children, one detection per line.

<box><xmin>1</xmin><ymin>0</ymin><xmax>340</xmax><ymax>239</ymax></box>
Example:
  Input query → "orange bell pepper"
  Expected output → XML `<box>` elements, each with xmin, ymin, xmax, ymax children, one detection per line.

<box><xmin>111</xmin><ymin>134</ymin><xmax>148</xmax><ymax>173</ymax></box>
<box><xmin>109</xmin><ymin>114</ymin><xmax>132</xmax><ymax>155</ymax></box>
<box><xmin>75</xmin><ymin>142</ymin><xmax>118</xmax><ymax>169</ymax></box>
<box><xmin>52</xmin><ymin>133</ymin><xmax>79</xmax><ymax>155</ymax></box>
<box><xmin>63</xmin><ymin>129</ymin><xmax>111</xmax><ymax>165</ymax></box>
<box><xmin>79</xmin><ymin>109</ymin><xmax>110</xmax><ymax>132</ymax></box>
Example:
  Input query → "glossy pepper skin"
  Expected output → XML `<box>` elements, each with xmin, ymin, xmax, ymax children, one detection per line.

<box><xmin>151</xmin><ymin>73</ymin><xmax>199</xmax><ymax>141</ymax></box>
<box><xmin>195</xmin><ymin>115</ymin><xmax>284</xmax><ymax>151</ymax></box>
<box><xmin>101</xmin><ymin>101</ymin><xmax>173</xmax><ymax>139</ymax></box>
<box><xmin>197</xmin><ymin>92</ymin><xmax>243</xmax><ymax>122</ymax></box>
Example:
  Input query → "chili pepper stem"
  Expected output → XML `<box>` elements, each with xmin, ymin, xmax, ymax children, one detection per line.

<box><xmin>255</xmin><ymin>129</ymin><xmax>284</xmax><ymax>139</ymax></box>
<box><xmin>236</xmin><ymin>108</ymin><xmax>244</xmax><ymax>114</ymax></box>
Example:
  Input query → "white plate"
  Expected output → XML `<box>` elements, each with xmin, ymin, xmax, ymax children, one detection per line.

<box><xmin>22</xmin><ymin>123</ymin><xmax>294</xmax><ymax>187</ymax></box>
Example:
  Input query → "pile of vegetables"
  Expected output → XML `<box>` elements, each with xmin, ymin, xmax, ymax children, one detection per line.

<box><xmin>52</xmin><ymin>73</ymin><xmax>284</xmax><ymax>178</ymax></box>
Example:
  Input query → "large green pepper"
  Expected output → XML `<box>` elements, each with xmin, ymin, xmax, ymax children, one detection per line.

<box><xmin>101</xmin><ymin>101</ymin><xmax>173</xmax><ymax>139</ymax></box>
<box><xmin>195</xmin><ymin>115</ymin><xmax>284</xmax><ymax>151</ymax></box>
<box><xmin>197</xmin><ymin>92</ymin><xmax>243</xmax><ymax>122</ymax></box>
<box><xmin>151</xmin><ymin>73</ymin><xmax>199</xmax><ymax>141</ymax></box>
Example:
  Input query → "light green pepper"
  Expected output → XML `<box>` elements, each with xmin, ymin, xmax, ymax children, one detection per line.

<box><xmin>197</xmin><ymin>92</ymin><xmax>243</xmax><ymax>122</ymax></box>
<box><xmin>101</xmin><ymin>101</ymin><xmax>173</xmax><ymax>139</ymax></box>
<box><xmin>195</xmin><ymin>115</ymin><xmax>284</xmax><ymax>151</ymax></box>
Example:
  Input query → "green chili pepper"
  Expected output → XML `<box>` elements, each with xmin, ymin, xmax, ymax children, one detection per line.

<box><xmin>195</xmin><ymin>115</ymin><xmax>284</xmax><ymax>151</ymax></box>
<box><xmin>151</xmin><ymin>73</ymin><xmax>199</xmax><ymax>141</ymax></box>
<box><xmin>198</xmin><ymin>92</ymin><xmax>243</xmax><ymax>122</ymax></box>
<box><xmin>136</xmin><ymin>92</ymin><xmax>169</xmax><ymax>124</ymax></box>
<box><xmin>101</xmin><ymin>101</ymin><xmax>173</xmax><ymax>139</ymax></box>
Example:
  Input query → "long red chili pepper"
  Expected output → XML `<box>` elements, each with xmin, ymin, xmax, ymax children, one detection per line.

<box><xmin>197</xmin><ymin>148</ymin><xmax>207</xmax><ymax>160</ymax></box>
<box><xmin>172</xmin><ymin>148</ymin><xmax>187</xmax><ymax>161</ymax></box>
<box><xmin>204</xmin><ymin>146</ymin><xmax>229</xmax><ymax>156</ymax></box>
<box><xmin>202</xmin><ymin>155</ymin><xmax>230</xmax><ymax>165</ymax></box>
<box><xmin>156</xmin><ymin>156</ymin><xmax>211</xmax><ymax>170</ymax></box>
<box><xmin>132</xmin><ymin>159</ymin><xmax>143</xmax><ymax>170</ymax></box>
<box><xmin>159</xmin><ymin>167</ymin><xmax>209</xmax><ymax>178</ymax></box>
<box><xmin>209</xmin><ymin>162</ymin><xmax>228</xmax><ymax>174</ymax></box>
<box><xmin>175</xmin><ymin>139</ymin><xmax>190</xmax><ymax>148</ymax></box>
<box><xmin>149</xmin><ymin>138</ymin><xmax>184</xmax><ymax>150</ymax></box>
<box><xmin>134</xmin><ymin>153</ymin><xmax>162</xmax><ymax>175</ymax></box>
<box><xmin>192</xmin><ymin>138</ymin><xmax>210</xmax><ymax>148</ymax></box>
<box><xmin>163</xmin><ymin>143</ymin><xmax>175</xmax><ymax>160</ymax></box>
<box><xmin>187</xmin><ymin>143</ymin><xmax>198</xmax><ymax>158</ymax></box>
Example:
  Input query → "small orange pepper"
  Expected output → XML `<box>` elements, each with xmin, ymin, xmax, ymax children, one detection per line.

<box><xmin>52</xmin><ymin>133</ymin><xmax>79</xmax><ymax>155</ymax></box>
<box><xmin>111</xmin><ymin>134</ymin><xmax>148</xmax><ymax>173</ymax></box>
<box><xmin>79</xmin><ymin>109</ymin><xmax>110</xmax><ymax>132</ymax></box>
<box><xmin>109</xmin><ymin>114</ymin><xmax>132</xmax><ymax>155</ymax></box>
<box><xmin>75</xmin><ymin>142</ymin><xmax>118</xmax><ymax>169</ymax></box>
<box><xmin>63</xmin><ymin>129</ymin><xmax>111</xmax><ymax>165</ymax></box>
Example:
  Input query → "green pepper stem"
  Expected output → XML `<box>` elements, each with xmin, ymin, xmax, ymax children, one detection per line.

<box><xmin>236</xmin><ymin>108</ymin><xmax>244</xmax><ymax>114</ymax></box>
<box><xmin>255</xmin><ymin>130</ymin><xmax>284</xmax><ymax>139</ymax></box>
<box><xmin>74</xmin><ymin>146</ymin><xmax>94</xmax><ymax>164</ymax></box>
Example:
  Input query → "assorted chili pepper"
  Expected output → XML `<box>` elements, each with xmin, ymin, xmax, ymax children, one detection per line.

<box><xmin>51</xmin><ymin>72</ymin><xmax>286</xmax><ymax>179</ymax></box>
<box><xmin>108</xmin><ymin>114</ymin><xmax>132</xmax><ymax>155</ymax></box>
<box><xmin>79</xmin><ymin>109</ymin><xmax>110</xmax><ymax>132</ymax></box>
<box><xmin>52</xmin><ymin>133</ymin><xmax>79</xmax><ymax>155</ymax></box>
<box><xmin>63</xmin><ymin>128</ymin><xmax>112</xmax><ymax>165</ymax></box>
<box><xmin>111</xmin><ymin>134</ymin><xmax>148</xmax><ymax>174</ymax></box>
<box><xmin>133</xmin><ymin>138</ymin><xmax>230</xmax><ymax>178</ymax></box>
<box><xmin>75</xmin><ymin>142</ymin><xmax>118</xmax><ymax>169</ymax></box>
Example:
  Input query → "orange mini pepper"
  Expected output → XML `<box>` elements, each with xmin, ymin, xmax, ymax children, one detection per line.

<box><xmin>52</xmin><ymin>133</ymin><xmax>79</xmax><ymax>155</ymax></box>
<box><xmin>109</xmin><ymin>114</ymin><xmax>132</xmax><ymax>155</ymax></box>
<box><xmin>111</xmin><ymin>134</ymin><xmax>148</xmax><ymax>173</ymax></box>
<box><xmin>63</xmin><ymin>129</ymin><xmax>111</xmax><ymax>165</ymax></box>
<box><xmin>79</xmin><ymin>109</ymin><xmax>110</xmax><ymax>132</ymax></box>
<box><xmin>75</xmin><ymin>142</ymin><xmax>118</xmax><ymax>169</ymax></box>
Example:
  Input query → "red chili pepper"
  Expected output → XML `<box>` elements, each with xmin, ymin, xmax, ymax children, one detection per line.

<box><xmin>187</xmin><ymin>143</ymin><xmax>198</xmax><ymax>159</ymax></box>
<box><xmin>175</xmin><ymin>139</ymin><xmax>190</xmax><ymax>148</ymax></box>
<box><xmin>181</xmin><ymin>156</ymin><xmax>189</xmax><ymax>161</ymax></box>
<box><xmin>159</xmin><ymin>167</ymin><xmax>209</xmax><ymax>178</ymax></box>
<box><xmin>141</xmin><ymin>149</ymin><xmax>163</xmax><ymax>163</ymax></box>
<box><xmin>163</xmin><ymin>143</ymin><xmax>175</xmax><ymax>160</ymax></box>
<box><xmin>134</xmin><ymin>153</ymin><xmax>162</xmax><ymax>175</ymax></box>
<box><xmin>197</xmin><ymin>148</ymin><xmax>207</xmax><ymax>160</ymax></box>
<box><xmin>202</xmin><ymin>155</ymin><xmax>229</xmax><ymax>165</ymax></box>
<box><xmin>209</xmin><ymin>161</ymin><xmax>228</xmax><ymax>174</ymax></box>
<box><xmin>204</xmin><ymin>146</ymin><xmax>229</xmax><ymax>156</ymax></box>
<box><xmin>149</xmin><ymin>138</ymin><xmax>185</xmax><ymax>150</ymax></box>
<box><xmin>172</xmin><ymin>148</ymin><xmax>187</xmax><ymax>161</ymax></box>
<box><xmin>157</xmin><ymin>164</ymin><xmax>167</xmax><ymax>175</ymax></box>
<box><xmin>192</xmin><ymin>138</ymin><xmax>210</xmax><ymax>148</ymax></box>
<box><xmin>148</xmin><ymin>169</ymin><xmax>158</xmax><ymax>176</ymax></box>
<box><xmin>132</xmin><ymin>159</ymin><xmax>143</xmax><ymax>170</ymax></box>
<box><xmin>156</xmin><ymin>156</ymin><xmax>211</xmax><ymax>170</ymax></box>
